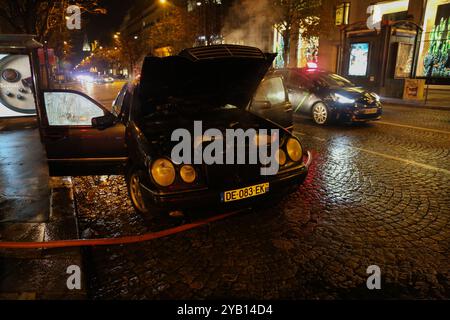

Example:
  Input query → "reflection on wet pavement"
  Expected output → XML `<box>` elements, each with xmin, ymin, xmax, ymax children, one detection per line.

<box><xmin>0</xmin><ymin>129</ymin><xmax>49</xmax><ymax>223</ymax></box>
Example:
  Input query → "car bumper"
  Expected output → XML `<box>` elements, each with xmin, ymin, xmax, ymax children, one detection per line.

<box><xmin>333</xmin><ymin>105</ymin><xmax>382</xmax><ymax>122</ymax></box>
<box><xmin>141</xmin><ymin>152</ymin><xmax>312</xmax><ymax>211</ymax></box>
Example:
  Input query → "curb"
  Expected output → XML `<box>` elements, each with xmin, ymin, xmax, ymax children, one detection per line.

<box><xmin>382</xmin><ymin>100</ymin><xmax>450</xmax><ymax>111</ymax></box>
<box><xmin>0</xmin><ymin>177</ymin><xmax>87</xmax><ymax>300</ymax></box>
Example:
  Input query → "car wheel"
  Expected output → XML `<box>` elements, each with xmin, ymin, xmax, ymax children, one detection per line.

<box><xmin>312</xmin><ymin>102</ymin><xmax>329</xmax><ymax>125</ymax></box>
<box><xmin>127</xmin><ymin>168</ymin><xmax>150</xmax><ymax>216</ymax></box>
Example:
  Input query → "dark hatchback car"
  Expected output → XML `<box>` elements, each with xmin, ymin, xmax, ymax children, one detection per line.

<box><xmin>274</xmin><ymin>68</ymin><xmax>383</xmax><ymax>125</ymax></box>
<box><xmin>37</xmin><ymin>45</ymin><xmax>310</xmax><ymax>216</ymax></box>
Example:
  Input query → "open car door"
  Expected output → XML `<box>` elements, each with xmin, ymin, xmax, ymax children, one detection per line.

<box><xmin>248</xmin><ymin>75</ymin><xmax>293</xmax><ymax>130</ymax></box>
<box><xmin>38</xmin><ymin>89</ymin><xmax>127</xmax><ymax>176</ymax></box>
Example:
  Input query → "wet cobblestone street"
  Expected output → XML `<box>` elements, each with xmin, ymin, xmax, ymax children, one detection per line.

<box><xmin>74</xmin><ymin>104</ymin><xmax>450</xmax><ymax>299</ymax></box>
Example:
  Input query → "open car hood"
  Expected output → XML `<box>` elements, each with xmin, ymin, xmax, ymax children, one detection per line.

<box><xmin>139</xmin><ymin>45</ymin><xmax>276</xmax><ymax>109</ymax></box>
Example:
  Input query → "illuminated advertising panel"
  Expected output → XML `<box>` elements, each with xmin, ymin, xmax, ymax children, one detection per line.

<box><xmin>0</xmin><ymin>54</ymin><xmax>37</xmax><ymax>117</ymax></box>
<box><xmin>348</xmin><ymin>43</ymin><xmax>369</xmax><ymax>76</ymax></box>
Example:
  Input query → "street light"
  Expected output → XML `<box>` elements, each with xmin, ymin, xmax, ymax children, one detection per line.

<box><xmin>159</xmin><ymin>0</ymin><xmax>167</xmax><ymax>4</ymax></box>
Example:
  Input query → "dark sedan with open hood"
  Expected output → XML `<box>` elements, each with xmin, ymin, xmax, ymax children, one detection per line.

<box><xmin>274</xmin><ymin>68</ymin><xmax>383</xmax><ymax>125</ymax></box>
<box><xmin>36</xmin><ymin>45</ymin><xmax>311</xmax><ymax>216</ymax></box>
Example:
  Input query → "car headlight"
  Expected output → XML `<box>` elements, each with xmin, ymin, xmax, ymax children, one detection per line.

<box><xmin>332</xmin><ymin>93</ymin><xmax>355</xmax><ymax>104</ymax></box>
<box><xmin>180</xmin><ymin>165</ymin><xmax>196</xmax><ymax>184</ymax></box>
<box><xmin>286</xmin><ymin>138</ymin><xmax>303</xmax><ymax>162</ymax></box>
<box><xmin>150</xmin><ymin>158</ymin><xmax>176</xmax><ymax>187</ymax></box>
<box><xmin>371</xmin><ymin>93</ymin><xmax>380</xmax><ymax>102</ymax></box>
<box><xmin>276</xmin><ymin>149</ymin><xmax>287</xmax><ymax>166</ymax></box>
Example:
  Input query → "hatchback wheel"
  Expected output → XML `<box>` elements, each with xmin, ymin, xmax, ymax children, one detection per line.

<box><xmin>312</xmin><ymin>102</ymin><xmax>329</xmax><ymax>125</ymax></box>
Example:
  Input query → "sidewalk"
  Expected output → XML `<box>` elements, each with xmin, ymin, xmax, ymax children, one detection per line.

<box><xmin>0</xmin><ymin>118</ymin><xmax>86</xmax><ymax>300</ymax></box>
<box><xmin>381</xmin><ymin>89</ymin><xmax>450</xmax><ymax>111</ymax></box>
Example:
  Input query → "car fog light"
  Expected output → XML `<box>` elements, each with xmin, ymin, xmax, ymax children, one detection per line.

<box><xmin>180</xmin><ymin>165</ymin><xmax>196</xmax><ymax>184</ymax></box>
<box><xmin>151</xmin><ymin>158</ymin><xmax>176</xmax><ymax>187</ymax></box>
<box><xmin>286</xmin><ymin>138</ymin><xmax>303</xmax><ymax>162</ymax></box>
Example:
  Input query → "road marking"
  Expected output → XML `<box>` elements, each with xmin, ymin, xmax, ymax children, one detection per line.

<box><xmin>296</xmin><ymin>131</ymin><xmax>450</xmax><ymax>175</ymax></box>
<box><xmin>377</xmin><ymin>121</ymin><xmax>450</xmax><ymax>135</ymax></box>
<box><xmin>352</xmin><ymin>147</ymin><xmax>450</xmax><ymax>175</ymax></box>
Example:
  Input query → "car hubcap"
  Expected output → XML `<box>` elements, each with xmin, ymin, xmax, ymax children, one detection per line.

<box><xmin>130</xmin><ymin>173</ymin><xmax>147</xmax><ymax>213</ymax></box>
<box><xmin>313</xmin><ymin>104</ymin><xmax>328</xmax><ymax>124</ymax></box>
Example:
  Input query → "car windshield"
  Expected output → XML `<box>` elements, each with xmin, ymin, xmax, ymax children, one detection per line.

<box><xmin>307</xmin><ymin>72</ymin><xmax>355</xmax><ymax>88</ymax></box>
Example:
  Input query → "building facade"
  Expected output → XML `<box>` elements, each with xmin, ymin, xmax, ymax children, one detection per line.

<box><xmin>120</xmin><ymin>0</ymin><xmax>230</xmax><ymax>52</ymax></box>
<box><xmin>319</xmin><ymin>0</ymin><xmax>450</xmax><ymax>97</ymax></box>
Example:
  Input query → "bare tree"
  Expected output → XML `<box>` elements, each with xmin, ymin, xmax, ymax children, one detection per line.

<box><xmin>112</xmin><ymin>33</ymin><xmax>149</xmax><ymax>78</ymax></box>
<box><xmin>0</xmin><ymin>0</ymin><xmax>105</xmax><ymax>45</ymax></box>
<box><xmin>147</xmin><ymin>5</ymin><xmax>199</xmax><ymax>55</ymax></box>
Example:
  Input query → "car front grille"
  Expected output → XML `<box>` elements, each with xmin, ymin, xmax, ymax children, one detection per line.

<box><xmin>206</xmin><ymin>163</ymin><xmax>262</xmax><ymax>190</ymax></box>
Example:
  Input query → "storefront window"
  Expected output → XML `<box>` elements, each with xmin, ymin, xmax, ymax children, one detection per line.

<box><xmin>416</xmin><ymin>0</ymin><xmax>450</xmax><ymax>79</ymax></box>
<box><xmin>299</xmin><ymin>37</ymin><xmax>319</xmax><ymax>67</ymax></box>
<box><xmin>273</xmin><ymin>26</ymin><xmax>285</xmax><ymax>68</ymax></box>
<box><xmin>272</xmin><ymin>26</ymin><xmax>319</xmax><ymax>68</ymax></box>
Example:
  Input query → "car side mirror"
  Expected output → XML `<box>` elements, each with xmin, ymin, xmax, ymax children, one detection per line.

<box><xmin>92</xmin><ymin>113</ymin><xmax>116</xmax><ymax>130</ymax></box>
<box><xmin>251</xmin><ymin>100</ymin><xmax>272</xmax><ymax>110</ymax></box>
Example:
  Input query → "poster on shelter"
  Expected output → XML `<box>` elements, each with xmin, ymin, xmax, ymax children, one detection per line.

<box><xmin>395</xmin><ymin>43</ymin><xmax>414</xmax><ymax>79</ymax></box>
<box><xmin>0</xmin><ymin>54</ymin><xmax>37</xmax><ymax>117</ymax></box>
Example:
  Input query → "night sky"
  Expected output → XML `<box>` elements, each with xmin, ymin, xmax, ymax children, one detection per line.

<box><xmin>71</xmin><ymin>0</ymin><xmax>134</xmax><ymax>65</ymax></box>
<box><xmin>86</xmin><ymin>0</ymin><xmax>134</xmax><ymax>44</ymax></box>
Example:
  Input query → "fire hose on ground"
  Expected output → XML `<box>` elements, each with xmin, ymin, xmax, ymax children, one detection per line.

<box><xmin>0</xmin><ymin>211</ymin><xmax>242</xmax><ymax>249</ymax></box>
<box><xmin>0</xmin><ymin>151</ymin><xmax>313</xmax><ymax>250</ymax></box>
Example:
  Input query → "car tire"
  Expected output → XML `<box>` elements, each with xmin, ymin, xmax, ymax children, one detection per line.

<box><xmin>312</xmin><ymin>102</ymin><xmax>330</xmax><ymax>125</ymax></box>
<box><xmin>126</xmin><ymin>167</ymin><xmax>152</xmax><ymax>216</ymax></box>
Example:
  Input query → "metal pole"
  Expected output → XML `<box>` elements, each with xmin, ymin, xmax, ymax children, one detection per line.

<box><xmin>43</xmin><ymin>42</ymin><xmax>52</xmax><ymax>89</ymax></box>
<box><xmin>425</xmin><ymin>63</ymin><xmax>432</xmax><ymax>105</ymax></box>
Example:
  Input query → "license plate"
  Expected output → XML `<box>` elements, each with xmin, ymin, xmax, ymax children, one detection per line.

<box><xmin>362</xmin><ymin>108</ymin><xmax>378</xmax><ymax>115</ymax></box>
<box><xmin>221</xmin><ymin>183</ymin><xmax>269</xmax><ymax>203</ymax></box>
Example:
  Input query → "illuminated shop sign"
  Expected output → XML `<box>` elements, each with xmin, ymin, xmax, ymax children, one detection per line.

<box><xmin>0</xmin><ymin>54</ymin><xmax>37</xmax><ymax>117</ymax></box>
<box><xmin>366</xmin><ymin>0</ymin><xmax>409</xmax><ymax>30</ymax></box>
<box><xmin>348</xmin><ymin>43</ymin><xmax>369</xmax><ymax>76</ymax></box>
<box><xmin>336</xmin><ymin>2</ymin><xmax>350</xmax><ymax>26</ymax></box>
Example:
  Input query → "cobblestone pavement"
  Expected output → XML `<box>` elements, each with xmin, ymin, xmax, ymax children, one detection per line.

<box><xmin>73</xmin><ymin>105</ymin><xmax>450</xmax><ymax>300</ymax></box>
